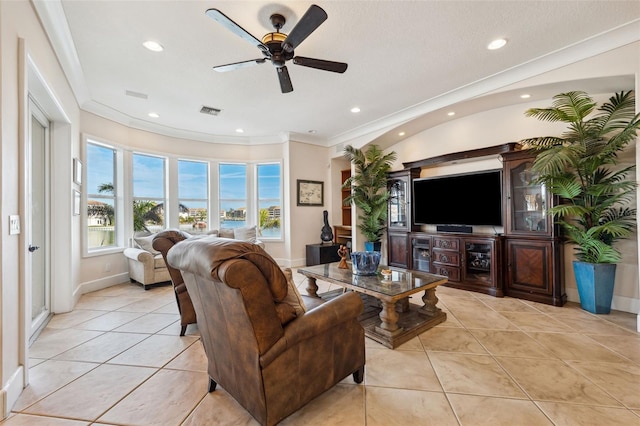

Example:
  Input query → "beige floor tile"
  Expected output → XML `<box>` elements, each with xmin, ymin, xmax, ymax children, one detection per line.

<box><xmin>98</xmin><ymin>369</ymin><xmax>207</xmax><ymax>425</ymax></box>
<box><xmin>478</xmin><ymin>297</ymin><xmax>542</xmax><ymax>313</ymax></box>
<box><xmin>156</xmin><ymin>321</ymin><xmax>201</xmax><ymax>336</ymax></box>
<box><xmin>23</xmin><ymin>364</ymin><xmax>156</xmax><ymax>421</ymax></box>
<box><xmin>0</xmin><ymin>413</ymin><xmax>89</xmax><ymax>425</ymax></box>
<box><xmin>499</xmin><ymin>312</ymin><xmax>574</xmax><ymax>332</ymax></box>
<box><xmin>436</xmin><ymin>310</ymin><xmax>463</xmax><ymax>328</ymax></box>
<box><xmin>523</xmin><ymin>301</ymin><xmax>586</xmax><ymax>316</ymax></box>
<box><xmin>112</xmin><ymin>312</ymin><xmax>180</xmax><ymax>334</ymax></box>
<box><xmin>46</xmin><ymin>310</ymin><xmax>107</xmax><ymax>329</ymax></box>
<box><xmin>528</xmin><ymin>332</ymin><xmax>630</xmax><ymax>363</ymax></box>
<box><xmin>28</xmin><ymin>328</ymin><xmax>104</xmax><ymax>359</ymax></box>
<box><xmin>72</xmin><ymin>311</ymin><xmax>144</xmax><ymax>331</ymax></box>
<box><xmin>86</xmin><ymin>282</ymin><xmax>152</xmax><ymax>297</ymax></box>
<box><xmin>27</xmin><ymin>358</ymin><xmax>46</xmax><ymax>368</ymax></box>
<box><xmin>497</xmin><ymin>356</ymin><xmax>622</xmax><ymax>406</ymax></box>
<box><xmin>567</xmin><ymin>361</ymin><xmax>640</xmax><ymax>409</ymax></box>
<box><xmin>365</xmin><ymin>348</ymin><xmax>442</xmax><ymax>391</ymax></box>
<box><xmin>448</xmin><ymin>394</ymin><xmax>553</xmax><ymax>426</ymax></box>
<box><xmin>366</xmin><ymin>387</ymin><xmax>458</xmax><ymax>426</ymax></box>
<box><xmin>536</xmin><ymin>401</ymin><xmax>640</xmax><ymax>426</ymax></box>
<box><xmin>469</xmin><ymin>330</ymin><xmax>554</xmax><ymax>359</ymax></box>
<box><xmin>53</xmin><ymin>332</ymin><xmax>149</xmax><ymax>363</ymax></box>
<box><xmin>107</xmin><ymin>334</ymin><xmax>198</xmax><ymax>367</ymax></box>
<box><xmin>437</xmin><ymin>285</ymin><xmax>478</xmax><ymax>298</ymax></box>
<box><xmin>556</xmin><ymin>314</ymin><xmax>638</xmax><ymax>336</ymax></box>
<box><xmin>13</xmin><ymin>360</ymin><xmax>98</xmax><ymax>411</ymax></box>
<box><xmin>601</xmin><ymin>310</ymin><xmax>639</xmax><ymax>332</ymax></box>
<box><xmin>151</xmin><ymin>301</ymin><xmax>179</xmax><ymax>314</ymax></box>
<box><xmin>73</xmin><ymin>296</ymin><xmax>143</xmax><ymax>311</ymax></box>
<box><xmin>438</xmin><ymin>295</ymin><xmax>489</xmax><ymax>313</ymax></box>
<box><xmin>394</xmin><ymin>335</ymin><xmax>425</xmax><ymax>351</ymax></box>
<box><xmin>450</xmin><ymin>309</ymin><xmax>520</xmax><ymax>330</ymax></box>
<box><xmin>429</xmin><ymin>352</ymin><xmax>526</xmax><ymax>398</ymax></box>
<box><xmin>281</xmin><ymin>383</ymin><xmax>365</xmax><ymax>425</ymax></box>
<box><xmin>586</xmin><ymin>334</ymin><xmax>640</xmax><ymax>364</ymax></box>
<box><xmin>182</xmin><ymin>387</ymin><xmax>259</xmax><ymax>426</ymax></box>
<box><xmin>116</xmin><ymin>295</ymin><xmax>175</xmax><ymax>313</ymax></box>
<box><xmin>165</xmin><ymin>340</ymin><xmax>208</xmax><ymax>371</ymax></box>
<box><xmin>419</xmin><ymin>327</ymin><xmax>487</xmax><ymax>354</ymax></box>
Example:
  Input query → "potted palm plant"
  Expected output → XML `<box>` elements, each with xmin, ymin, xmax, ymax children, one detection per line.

<box><xmin>520</xmin><ymin>90</ymin><xmax>639</xmax><ymax>314</ymax></box>
<box><xmin>342</xmin><ymin>144</ymin><xmax>397</xmax><ymax>251</ymax></box>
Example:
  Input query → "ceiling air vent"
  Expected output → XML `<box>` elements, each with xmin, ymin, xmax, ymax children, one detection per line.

<box><xmin>200</xmin><ymin>106</ymin><xmax>221</xmax><ymax>116</ymax></box>
<box><xmin>125</xmin><ymin>90</ymin><xmax>148</xmax><ymax>100</ymax></box>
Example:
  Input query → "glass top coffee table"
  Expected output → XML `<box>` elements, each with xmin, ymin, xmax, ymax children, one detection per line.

<box><xmin>298</xmin><ymin>263</ymin><xmax>448</xmax><ymax>349</ymax></box>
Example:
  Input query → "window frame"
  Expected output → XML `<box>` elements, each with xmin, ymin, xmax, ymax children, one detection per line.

<box><xmin>132</xmin><ymin>152</ymin><xmax>168</xmax><ymax>234</ymax></box>
<box><xmin>256</xmin><ymin>161</ymin><xmax>283</xmax><ymax>241</ymax></box>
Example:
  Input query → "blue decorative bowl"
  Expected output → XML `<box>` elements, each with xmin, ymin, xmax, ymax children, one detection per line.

<box><xmin>351</xmin><ymin>251</ymin><xmax>381</xmax><ymax>276</ymax></box>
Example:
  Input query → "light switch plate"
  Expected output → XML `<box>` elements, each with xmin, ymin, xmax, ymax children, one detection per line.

<box><xmin>9</xmin><ymin>215</ymin><xmax>20</xmax><ymax>235</ymax></box>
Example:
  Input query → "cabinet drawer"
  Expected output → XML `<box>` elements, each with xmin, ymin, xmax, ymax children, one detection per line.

<box><xmin>432</xmin><ymin>265</ymin><xmax>460</xmax><ymax>282</ymax></box>
<box><xmin>432</xmin><ymin>250</ymin><xmax>460</xmax><ymax>266</ymax></box>
<box><xmin>432</xmin><ymin>237</ymin><xmax>459</xmax><ymax>251</ymax></box>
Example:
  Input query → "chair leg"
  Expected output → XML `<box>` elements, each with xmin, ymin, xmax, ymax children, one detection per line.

<box><xmin>208</xmin><ymin>377</ymin><xmax>217</xmax><ymax>392</ymax></box>
<box><xmin>180</xmin><ymin>325</ymin><xmax>187</xmax><ymax>336</ymax></box>
<box><xmin>352</xmin><ymin>366</ymin><xmax>364</xmax><ymax>384</ymax></box>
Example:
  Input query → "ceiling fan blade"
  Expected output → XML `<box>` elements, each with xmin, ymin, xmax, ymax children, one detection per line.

<box><xmin>281</xmin><ymin>4</ymin><xmax>327</xmax><ymax>53</ymax></box>
<box><xmin>277</xmin><ymin>66</ymin><xmax>293</xmax><ymax>93</ymax></box>
<box><xmin>205</xmin><ymin>8</ymin><xmax>269</xmax><ymax>54</ymax></box>
<box><xmin>293</xmin><ymin>57</ymin><xmax>348</xmax><ymax>73</ymax></box>
<box><xmin>213</xmin><ymin>58</ymin><xmax>267</xmax><ymax>73</ymax></box>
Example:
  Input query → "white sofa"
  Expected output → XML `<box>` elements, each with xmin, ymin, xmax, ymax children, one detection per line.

<box><xmin>123</xmin><ymin>227</ymin><xmax>263</xmax><ymax>289</ymax></box>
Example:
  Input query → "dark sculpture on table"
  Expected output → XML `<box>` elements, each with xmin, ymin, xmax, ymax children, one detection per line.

<box><xmin>320</xmin><ymin>210</ymin><xmax>334</xmax><ymax>243</ymax></box>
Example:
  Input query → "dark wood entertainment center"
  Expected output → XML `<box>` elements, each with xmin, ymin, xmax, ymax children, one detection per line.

<box><xmin>387</xmin><ymin>143</ymin><xmax>566</xmax><ymax>306</ymax></box>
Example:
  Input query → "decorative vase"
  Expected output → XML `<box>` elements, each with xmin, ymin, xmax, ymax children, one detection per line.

<box><xmin>364</xmin><ymin>241</ymin><xmax>382</xmax><ymax>252</ymax></box>
<box><xmin>320</xmin><ymin>210</ymin><xmax>333</xmax><ymax>243</ymax></box>
<box><xmin>351</xmin><ymin>251</ymin><xmax>381</xmax><ymax>276</ymax></box>
<box><xmin>573</xmin><ymin>261</ymin><xmax>616</xmax><ymax>314</ymax></box>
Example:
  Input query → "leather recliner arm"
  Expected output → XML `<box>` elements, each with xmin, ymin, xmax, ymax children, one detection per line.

<box><xmin>259</xmin><ymin>291</ymin><xmax>364</xmax><ymax>367</ymax></box>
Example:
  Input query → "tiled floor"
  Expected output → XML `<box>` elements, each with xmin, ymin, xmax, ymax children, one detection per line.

<box><xmin>3</xmin><ymin>272</ymin><xmax>640</xmax><ymax>425</ymax></box>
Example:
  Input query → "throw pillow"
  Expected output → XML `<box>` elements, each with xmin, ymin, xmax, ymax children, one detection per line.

<box><xmin>218</xmin><ymin>228</ymin><xmax>235</xmax><ymax>239</ymax></box>
<box><xmin>134</xmin><ymin>234</ymin><xmax>160</xmax><ymax>255</ymax></box>
<box><xmin>206</xmin><ymin>229</ymin><xmax>219</xmax><ymax>237</ymax></box>
<box><xmin>281</xmin><ymin>267</ymin><xmax>307</xmax><ymax>316</ymax></box>
<box><xmin>234</xmin><ymin>226</ymin><xmax>257</xmax><ymax>243</ymax></box>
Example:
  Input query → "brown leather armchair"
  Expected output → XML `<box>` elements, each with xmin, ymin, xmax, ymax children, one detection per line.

<box><xmin>152</xmin><ymin>229</ymin><xmax>196</xmax><ymax>336</ymax></box>
<box><xmin>167</xmin><ymin>237</ymin><xmax>365</xmax><ymax>426</ymax></box>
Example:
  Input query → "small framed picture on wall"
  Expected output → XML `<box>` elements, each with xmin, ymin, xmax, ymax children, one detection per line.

<box><xmin>73</xmin><ymin>158</ymin><xmax>83</xmax><ymax>185</ymax></box>
<box><xmin>73</xmin><ymin>189</ymin><xmax>81</xmax><ymax>216</ymax></box>
<box><xmin>297</xmin><ymin>180</ymin><xmax>324</xmax><ymax>206</ymax></box>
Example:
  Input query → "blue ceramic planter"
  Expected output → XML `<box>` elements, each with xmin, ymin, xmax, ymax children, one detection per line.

<box><xmin>573</xmin><ymin>261</ymin><xmax>616</xmax><ymax>314</ymax></box>
<box><xmin>364</xmin><ymin>241</ymin><xmax>382</xmax><ymax>252</ymax></box>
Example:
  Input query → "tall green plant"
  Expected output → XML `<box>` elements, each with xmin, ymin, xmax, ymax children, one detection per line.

<box><xmin>520</xmin><ymin>90</ymin><xmax>639</xmax><ymax>263</ymax></box>
<box><xmin>342</xmin><ymin>144</ymin><xmax>397</xmax><ymax>242</ymax></box>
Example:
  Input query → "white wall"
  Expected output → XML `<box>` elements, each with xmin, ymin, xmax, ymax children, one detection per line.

<box><xmin>1</xmin><ymin>0</ymin><xmax>80</xmax><ymax>417</ymax></box>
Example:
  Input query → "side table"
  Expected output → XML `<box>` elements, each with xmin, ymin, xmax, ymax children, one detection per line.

<box><xmin>305</xmin><ymin>243</ymin><xmax>341</xmax><ymax>266</ymax></box>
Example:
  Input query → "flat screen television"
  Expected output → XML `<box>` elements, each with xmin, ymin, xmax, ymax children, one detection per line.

<box><xmin>413</xmin><ymin>170</ymin><xmax>503</xmax><ymax>226</ymax></box>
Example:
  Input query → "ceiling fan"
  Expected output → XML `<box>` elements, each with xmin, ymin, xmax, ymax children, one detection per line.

<box><xmin>205</xmin><ymin>4</ymin><xmax>348</xmax><ymax>93</ymax></box>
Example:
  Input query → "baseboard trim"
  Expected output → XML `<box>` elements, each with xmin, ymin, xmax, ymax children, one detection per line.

<box><xmin>1</xmin><ymin>366</ymin><xmax>25</xmax><ymax>419</ymax></box>
<box><xmin>76</xmin><ymin>272</ymin><xmax>131</xmax><ymax>299</ymax></box>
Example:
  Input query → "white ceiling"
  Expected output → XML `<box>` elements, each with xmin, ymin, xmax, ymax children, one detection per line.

<box><xmin>37</xmin><ymin>1</ymin><xmax>640</xmax><ymax>146</ymax></box>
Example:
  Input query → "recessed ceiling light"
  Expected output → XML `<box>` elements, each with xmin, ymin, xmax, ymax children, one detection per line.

<box><xmin>148</xmin><ymin>112</ymin><xmax>159</xmax><ymax>118</ymax></box>
<box><xmin>398</xmin><ymin>132</ymin><xmax>405</xmax><ymax>136</ymax></box>
<box><xmin>447</xmin><ymin>112</ymin><xmax>456</xmax><ymax>116</ymax></box>
<box><xmin>350</xmin><ymin>107</ymin><xmax>361</xmax><ymax>113</ymax></box>
<box><xmin>487</xmin><ymin>38</ymin><xmax>507</xmax><ymax>50</ymax></box>
<box><xmin>235</xmin><ymin>128</ymin><xmax>244</xmax><ymax>133</ymax></box>
<box><xmin>143</xmin><ymin>40</ymin><xmax>164</xmax><ymax>52</ymax></box>
<box><xmin>520</xmin><ymin>94</ymin><xmax>531</xmax><ymax>99</ymax></box>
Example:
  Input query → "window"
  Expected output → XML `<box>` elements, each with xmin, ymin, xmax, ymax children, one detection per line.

<box><xmin>178</xmin><ymin>159</ymin><xmax>209</xmax><ymax>235</ymax></box>
<box><xmin>133</xmin><ymin>153</ymin><xmax>166</xmax><ymax>234</ymax></box>
<box><xmin>86</xmin><ymin>141</ymin><xmax>117</xmax><ymax>250</ymax></box>
<box><xmin>219</xmin><ymin>163</ymin><xmax>247</xmax><ymax>230</ymax></box>
<box><xmin>257</xmin><ymin>163</ymin><xmax>282</xmax><ymax>239</ymax></box>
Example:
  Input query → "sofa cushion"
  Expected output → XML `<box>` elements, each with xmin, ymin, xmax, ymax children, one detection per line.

<box><xmin>134</xmin><ymin>234</ymin><xmax>161</xmax><ymax>255</ymax></box>
<box><xmin>281</xmin><ymin>268</ymin><xmax>306</xmax><ymax>317</ymax></box>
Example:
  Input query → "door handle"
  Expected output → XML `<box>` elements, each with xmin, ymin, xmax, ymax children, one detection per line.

<box><xmin>28</xmin><ymin>245</ymin><xmax>40</xmax><ymax>253</ymax></box>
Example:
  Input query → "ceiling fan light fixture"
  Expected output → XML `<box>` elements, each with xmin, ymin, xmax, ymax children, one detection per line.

<box><xmin>143</xmin><ymin>40</ymin><xmax>164</xmax><ymax>52</ymax></box>
<box><xmin>262</xmin><ymin>32</ymin><xmax>287</xmax><ymax>44</ymax></box>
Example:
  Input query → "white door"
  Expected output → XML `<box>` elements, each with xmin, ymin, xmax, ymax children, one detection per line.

<box><xmin>29</xmin><ymin>100</ymin><xmax>51</xmax><ymax>337</ymax></box>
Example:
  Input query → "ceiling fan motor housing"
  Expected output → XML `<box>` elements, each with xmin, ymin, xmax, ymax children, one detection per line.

<box><xmin>261</xmin><ymin>31</ymin><xmax>293</xmax><ymax>67</ymax></box>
